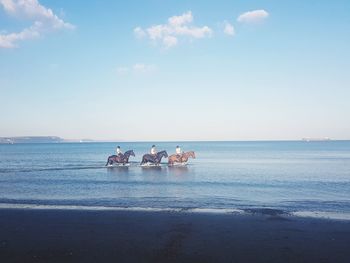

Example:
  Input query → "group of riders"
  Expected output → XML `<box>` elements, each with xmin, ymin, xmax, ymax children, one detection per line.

<box><xmin>106</xmin><ymin>145</ymin><xmax>195</xmax><ymax>166</ymax></box>
<box><xmin>116</xmin><ymin>145</ymin><xmax>183</xmax><ymax>163</ymax></box>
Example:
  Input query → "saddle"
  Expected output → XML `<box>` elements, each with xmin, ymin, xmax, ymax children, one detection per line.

<box><xmin>151</xmin><ymin>154</ymin><xmax>159</xmax><ymax>163</ymax></box>
<box><xmin>116</xmin><ymin>153</ymin><xmax>125</xmax><ymax>162</ymax></box>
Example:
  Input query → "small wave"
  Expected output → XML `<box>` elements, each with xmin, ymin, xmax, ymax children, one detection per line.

<box><xmin>0</xmin><ymin>162</ymin><xmax>187</xmax><ymax>173</ymax></box>
<box><xmin>0</xmin><ymin>203</ymin><xmax>349</xmax><ymax>221</ymax></box>
<box><xmin>0</xmin><ymin>203</ymin><xmax>242</xmax><ymax>214</ymax></box>
<box><xmin>243</xmin><ymin>208</ymin><xmax>289</xmax><ymax>216</ymax></box>
<box><xmin>292</xmin><ymin>211</ymin><xmax>350</xmax><ymax>221</ymax></box>
<box><xmin>0</xmin><ymin>166</ymin><xmax>106</xmax><ymax>173</ymax></box>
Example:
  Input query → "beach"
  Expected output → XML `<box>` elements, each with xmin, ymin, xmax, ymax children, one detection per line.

<box><xmin>1</xmin><ymin>208</ymin><xmax>350</xmax><ymax>263</ymax></box>
<box><xmin>1</xmin><ymin>141</ymin><xmax>350</xmax><ymax>262</ymax></box>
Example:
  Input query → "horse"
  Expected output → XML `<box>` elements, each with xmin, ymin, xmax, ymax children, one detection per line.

<box><xmin>140</xmin><ymin>150</ymin><xmax>168</xmax><ymax>166</ymax></box>
<box><xmin>106</xmin><ymin>150</ymin><xmax>135</xmax><ymax>166</ymax></box>
<box><xmin>168</xmin><ymin>151</ymin><xmax>196</xmax><ymax>166</ymax></box>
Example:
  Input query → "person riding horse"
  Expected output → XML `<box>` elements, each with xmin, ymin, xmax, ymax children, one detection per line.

<box><xmin>106</xmin><ymin>150</ymin><xmax>135</xmax><ymax>166</ymax></box>
<box><xmin>140</xmin><ymin>150</ymin><xmax>168</xmax><ymax>166</ymax></box>
<box><xmin>175</xmin><ymin>145</ymin><xmax>183</xmax><ymax>159</ymax></box>
<box><xmin>116</xmin><ymin>146</ymin><xmax>123</xmax><ymax>157</ymax></box>
<box><xmin>168</xmin><ymin>150</ymin><xmax>195</xmax><ymax>165</ymax></box>
<box><xmin>150</xmin><ymin>145</ymin><xmax>158</xmax><ymax>163</ymax></box>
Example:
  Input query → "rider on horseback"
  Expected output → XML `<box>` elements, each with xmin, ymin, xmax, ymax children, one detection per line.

<box><xmin>176</xmin><ymin>145</ymin><xmax>183</xmax><ymax>157</ymax></box>
<box><xmin>151</xmin><ymin>145</ymin><xmax>158</xmax><ymax>162</ymax></box>
<box><xmin>116</xmin><ymin>146</ymin><xmax>123</xmax><ymax>157</ymax></box>
<box><xmin>175</xmin><ymin>145</ymin><xmax>184</xmax><ymax>162</ymax></box>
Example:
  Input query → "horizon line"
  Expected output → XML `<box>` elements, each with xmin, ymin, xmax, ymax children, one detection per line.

<box><xmin>1</xmin><ymin>137</ymin><xmax>349</xmax><ymax>143</ymax></box>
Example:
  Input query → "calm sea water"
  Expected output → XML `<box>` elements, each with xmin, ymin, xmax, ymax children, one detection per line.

<box><xmin>0</xmin><ymin>141</ymin><xmax>350</xmax><ymax>219</ymax></box>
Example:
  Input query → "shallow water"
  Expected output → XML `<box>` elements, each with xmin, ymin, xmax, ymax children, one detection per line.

<box><xmin>0</xmin><ymin>141</ymin><xmax>349</xmax><ymax>219</ymax></box>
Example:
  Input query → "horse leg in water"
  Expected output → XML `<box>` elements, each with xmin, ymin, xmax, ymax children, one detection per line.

<box><xmin>106</xmin><ymin>156</ymin><xmax>118</xmax><ymax>166</ymax></box>
<box><xmin>141</xmin><ymin>156</ymin><xmax>155</xmax><ymax>165</ymax></box>
<box><xmin>123</xmin><ymin>157</ymin><xmax>128</xmax><ymax>165</ymax></box>
<box><xmin>168</xmin><ymin>155</ymin><xmax>178</xmax><ymax>165</ymax></box>
<box><xmin>140</xmin><ymin>156</ymin><xmax>146</xmax><ymax>165</ymax></box>
<box><xmin>155</xmin><ymin>157</ymin><xmax>160</xmax><ymax>165</ymax></box>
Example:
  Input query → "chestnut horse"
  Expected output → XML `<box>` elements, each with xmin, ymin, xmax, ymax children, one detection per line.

<box><xmin>168</xmin><ymin>151</ymin><xmax>196</xmax><ymax>165</ymax></box>
<box><xmin>106</xmin><ymin>150</ymin><xmax>135</xmax><ymax>166</ymax></box>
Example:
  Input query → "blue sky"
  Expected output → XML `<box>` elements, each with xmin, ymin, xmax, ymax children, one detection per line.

<box><xmin>1</xmin><ymin>0</ymin><xmax>349</xmax><ymax>141</ymax></box>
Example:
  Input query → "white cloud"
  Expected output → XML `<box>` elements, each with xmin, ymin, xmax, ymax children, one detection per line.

<box><xmin>237</xmin><ymin>9</ymin><xmax>269</xmax><ymax>24</ymax></box>
<box><xmin>0</xmin><ymin>21</ymin><xmax>41</xmax><ymax>48</ymax></box>
<box><xmin>168</xmin><ymin>11</ymin><xmax>193</xmax><ymax>27</ymax></box>
<box><xmin>0</xmin><ymin>0</ymin><xmax>74</xmax><ymax>48</ymax></box>
<box><xmin>223</xmin><ymin>21</ymin><xmax>235</xmax><ymax>36</ymax></box>
<box><xmin>134</xmin><ymin>11</ymin><xmax>212</xmax><ymax>49</ymax></box>
<box><xmin>163</xmin><ymin>35</ymin><xmax>178</xmax><ymax>48</ymax></box>
<box><xmin>133</xmin><ymin>27</ymin><xmax>145</xmax><ymax>39</ymax></box>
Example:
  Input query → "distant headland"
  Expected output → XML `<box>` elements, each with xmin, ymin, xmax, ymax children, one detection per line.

<box><xmin>302</xmin><ymin>137</ymin><xmax>331</xmax><ymax>142</ymax></box>
<box><xmin>0</xmin><ymin>136</ymin><xmax>95</xmax><ymax>144</ymax></box>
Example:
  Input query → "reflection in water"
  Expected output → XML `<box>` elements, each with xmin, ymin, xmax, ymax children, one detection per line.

<box><xmin>106</xmin><ymin>165</ymin><xmax>192</xmax><ymax>177</ymax></box>
<box><xmin>106</xmin><ymin>166</ymin><xmax>129</xmax><ymax>175</ymax></box>
<box><xmin>168</xmin><ymin>166</ymin><xmax>190</xmax><ymax>176</ymax></box>
<box><xmin>141</xmin><ymin>166</ymin><xmax>167</xmax><ymax>176</ymax></box>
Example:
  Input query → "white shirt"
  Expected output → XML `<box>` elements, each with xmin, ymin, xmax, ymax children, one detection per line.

<box><xmin>151</xmin><ymin>147</ymin><xmax>157</xmax><ymax>155</ymax></box>
<box><xmin>116</xmin><ymin>148</ymin><xmax>122</xmax><ymax>155</ymax></box>
<box><xmin>176</xmin><ymin>147</ymin><xmax>182</xmax><ymax>154</ymax></box>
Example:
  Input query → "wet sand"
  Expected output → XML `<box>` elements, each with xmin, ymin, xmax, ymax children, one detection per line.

<box><xmin>0</xmin><ymin>208</ymin><xmax>349</xmax><ymax>263</ymax></box>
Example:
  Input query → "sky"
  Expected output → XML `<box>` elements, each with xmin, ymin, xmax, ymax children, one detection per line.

<box><xmin>0</xmin><ymin>0</ymin><xmax>349</xmax><ymax>141</ymax></box>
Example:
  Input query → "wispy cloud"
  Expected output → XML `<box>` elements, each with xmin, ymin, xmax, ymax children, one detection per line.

<box><xmin>134</xmin><ymin>11</ymin><xmax>212</xmax><ymax>49</ymax></box>
<box><xmin>223</xmin><ymin>21</ymin><xmax>235</xmax><ymax>36</ymax></box>
<box><xmin>133</xmin><ymin>27</ymin><xmax>146</xmax><ymax>39</ymax></box>
<box><xmin>116</xmin><ymin>66</ymin><xmax>129</xmax><ymax>75</ymax></box>
<box><xmin>0</xmin><ymin>0</ymin><xmax>74</xmax><ymax>48</ymax></box>
<box><xmin>116</xmin><ymin>64</ymin><xmax>156</xmax><ymax>75</ymax></box>
<box><xmin>132</xmin><ymin>63</ymin><xmax>156</xmax><ymax>73</ymax></box>
<box><xmin>237</xmin><ymin>10</ymin><xmax>269</xmax><ymax>24</ymax></box>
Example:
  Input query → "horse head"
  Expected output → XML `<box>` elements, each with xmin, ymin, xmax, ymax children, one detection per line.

<box><xmin>188</xmin><ymin>151</ymin><xmax>196</xmax><ymax>158</ymax></box>
<box><xmin>126</xmin><ymin>150</ymin><xmax>135</xmax><ymax>157</ymax></box>
<box><xmin>158</xmin><ymin>150</ymin><xmax>168</xmax><ymax>158</ymax></box>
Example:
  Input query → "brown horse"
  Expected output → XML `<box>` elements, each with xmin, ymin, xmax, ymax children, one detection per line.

<box><xmin>168</xmin><ymin>151</ymin><xmax>196</xmax><ymax>165</ymax></box>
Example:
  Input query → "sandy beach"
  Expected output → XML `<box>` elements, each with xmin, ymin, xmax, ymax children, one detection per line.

<box><xmin>0</xmin><ymin>208</ymin><xmax>349</xmax><ymax>263</ymax></box>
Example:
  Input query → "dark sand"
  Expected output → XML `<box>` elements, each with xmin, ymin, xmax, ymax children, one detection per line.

<box><xmin>0</xmin><ymin>208</ymin><xmax>349</xmax><ymax>263</ymax></box>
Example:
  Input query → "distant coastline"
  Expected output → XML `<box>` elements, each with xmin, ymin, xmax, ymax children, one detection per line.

<box><xmin>302</xmin><ymin>137</ymin><xmax>331</xmax><ymax>142</ymax></box>
<box><xmin>0</xmin><ymin>136</ymin><xmax>95</xmax><ymax>144</ymax></box>
<box><xmin>1</xmin><ymin>137</ymin><xmax>347</xmax><ymax>144</ymax></box>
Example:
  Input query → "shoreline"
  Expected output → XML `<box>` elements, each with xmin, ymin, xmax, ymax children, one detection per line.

<box><xmin>1</xmin><ymin>208</ymin><xmax>349</xmax><ymax>262</ymax></box>
<box><xmin>1</xmin><ymin>203</ymin><xmax>350</xmax><ymax>221</ymax></box>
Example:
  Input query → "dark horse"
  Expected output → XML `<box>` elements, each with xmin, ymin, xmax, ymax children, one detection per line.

<box><xmin>140</xmin><ymin>150</ymin><xmax>168</xmax><ymax>166</ymax></box>
<box><xmin>106</xmin><ymin>150</ymin><xmax>135</xmax><ymax>166</ymax></box>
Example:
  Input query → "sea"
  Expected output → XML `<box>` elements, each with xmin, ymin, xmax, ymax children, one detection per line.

<box><xmin>0</xmin><ymin>141</ymin><xmax>350</xmax><ymax>220</ymax></box>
